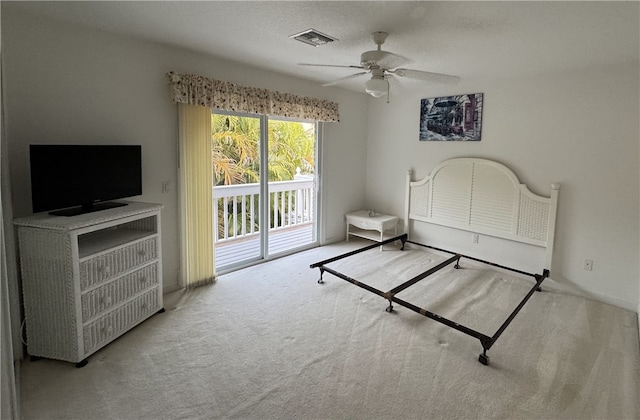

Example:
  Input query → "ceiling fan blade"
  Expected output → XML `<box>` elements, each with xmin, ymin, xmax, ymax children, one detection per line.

<box><xmin>376</xmin><ymin>52</ymin><xmax>412</xmax><ymax>70</ymax></box>
<box><xmin>321</xmin><ymin>72</ymin><xmax>369</xmax><ymax>87</ymax></box>
<box><xmin>391</xmin><ymin>68</ymin><xmax>460</xmax><ymax>84</ymax></box>
<box><xmin>298</xmin><ymin>63</ymin><xmax>364</xmax><ymax>70</ymax></box>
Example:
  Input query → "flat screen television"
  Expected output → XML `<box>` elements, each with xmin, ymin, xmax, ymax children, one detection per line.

<box><xmin>30</xmin><ymin>144</ymin><xmax>142</xmax><ymax>216</ymax></box>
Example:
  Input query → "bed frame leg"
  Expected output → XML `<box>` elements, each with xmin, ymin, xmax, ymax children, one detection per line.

<box><xmin>535</xmin><ymin>272</ymin><xmax>544</xmax><ymax>292</ymax></box>
<box><xmin>478</xmin><ymin>353</ymin><xmax>489</xmax><ymax>365</ymax></box>
<box><xmin>454</xmin><ymin>255</ymin><xmax>462</xmax><ymax>269</ymax></box>
<box><xmin>478</xmin><ymin>349</ymin><xmax>490</xmax><ymax>365</ymax></box>
<box><xmin>317</xmin><ymin>268</ymin><xmax>325</xmax><ymax>284</ymax></box>
<box><xmin>385</xmin><ymin>302</ymin><xmax>394</xmax><ymax>313</ymax></box>
<box><xmin>478</xmin><ymin>339</ymin><xmax>491</xmax><ymax>365</ymax></box>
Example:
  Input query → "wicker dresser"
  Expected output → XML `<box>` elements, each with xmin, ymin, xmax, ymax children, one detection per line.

<box><xmin>14</xmin><ymin>201</ymin><xmax>163</xmax><ymax>367</ymax></box>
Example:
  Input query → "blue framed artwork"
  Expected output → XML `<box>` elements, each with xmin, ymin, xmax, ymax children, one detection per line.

<box><xmin>419</xmin><ymin>93</ymin><xmax>483</xmax><ymax>141</ymax></box>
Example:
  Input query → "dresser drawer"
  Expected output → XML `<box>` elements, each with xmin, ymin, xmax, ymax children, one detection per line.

<box><xmin>83</xmin><ymin>288</ymin><xmax>159</xmax><ymax>356</ymax></box>
<box><xmin>349</xmin><ymin>217</ymin><xmax>379</xmax><ymax>230</ymax></box>
<box><xmin>80</xmin><ymin>237</ymin><xmax>157</xmax><ymax>290</ymax></box>
<box><xmin>81</xmin><ymin>263</ymin><xmax>159</xmax><ymax>322</ymax></box>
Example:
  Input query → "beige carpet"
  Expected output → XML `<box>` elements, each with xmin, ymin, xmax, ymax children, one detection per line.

<box><xmin>19</xmin><ymin>240</ymin><xmax>640</xmax><ymax>419</ymax></box>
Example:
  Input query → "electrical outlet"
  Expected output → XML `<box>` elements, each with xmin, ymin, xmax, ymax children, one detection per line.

<box><xmin>472</xmin><ymin>233</ymin><xmax>479</xmax><ymax>244</ymax></box>
<box><xmin>584</xmin><ymin>259</ymin><xmax>593</xmax><ymax>271</ymax></box>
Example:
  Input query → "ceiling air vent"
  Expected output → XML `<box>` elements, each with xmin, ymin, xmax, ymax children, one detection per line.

<box><xmin>289</xmin><ymin>29</ymin><xmax>338</xmax><ymax>47</ymax></box>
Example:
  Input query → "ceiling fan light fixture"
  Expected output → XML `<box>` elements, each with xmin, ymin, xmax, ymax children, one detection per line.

<box><xmin>365</xmin><ymin>77</ymin><xmax>388</xmax><ymax>98</ymax></box>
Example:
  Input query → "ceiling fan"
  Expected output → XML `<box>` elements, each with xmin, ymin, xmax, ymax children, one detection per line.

<box><xmin>299</xmin><ymin>31</ymin><xmax>460</xmax><ymax>100</ymax></box>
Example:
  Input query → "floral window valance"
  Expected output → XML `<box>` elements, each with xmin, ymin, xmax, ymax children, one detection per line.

<box><xmin>167</xmin><ymin>71</ymin><xmax>340</xmax><ymax>122</ymax></box>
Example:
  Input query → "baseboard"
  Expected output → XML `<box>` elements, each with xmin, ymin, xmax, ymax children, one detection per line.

<box><xmin>162</xmin><ymin>282</ymin><xmax>182</xmax><ymax>295</ymax></box>
<box><xmin>589</xmin><ymin>292</ymin><xmax>638</xmax><ymax>312</ymax></box>
<box><xmin>542</xmin><ymin>277</ymin><xmax>637</xmax><ymax>312</ymax></box>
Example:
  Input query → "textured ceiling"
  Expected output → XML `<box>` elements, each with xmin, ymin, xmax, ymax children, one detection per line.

<box><xmin>4</xmin><ymin>1</ymin><xmax>639</xmax><ymax>94</ymax></box>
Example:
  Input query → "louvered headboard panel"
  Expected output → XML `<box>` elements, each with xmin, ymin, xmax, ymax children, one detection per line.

<box><xmin>405</xmin><ymin>158</ymin><xmax>559</xmax><ymax>270</ymax></box>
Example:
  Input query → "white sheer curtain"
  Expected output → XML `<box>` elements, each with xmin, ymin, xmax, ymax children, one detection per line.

<box><xmin>178</xmin><ymin>103</ymin><xmax>215</xmax><ymax>288</ymax></box>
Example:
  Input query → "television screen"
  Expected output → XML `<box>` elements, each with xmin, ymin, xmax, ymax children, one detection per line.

<box><xmin>30</xmin><ymin>144</ymin><xmax>142</xmax><ymax>216</ymax></box>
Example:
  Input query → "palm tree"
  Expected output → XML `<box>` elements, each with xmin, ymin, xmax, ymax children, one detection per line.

<box><xmin>268</xmin><ymin>120</ymin><xmax>315</xmax><ymax>181</ymax></box>
<box><xmin>212</xmin><ymin>115</ymin><xmax>260</xmax><ymax>185</ymax></box>
<box><xmin>212</xmin><ymin>115</ymin><xmax>314</xmax><ymax>184</ymax></box>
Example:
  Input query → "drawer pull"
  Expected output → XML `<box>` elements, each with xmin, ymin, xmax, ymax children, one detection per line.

<box><xmin>101</xmin><ymin>325</ymin><xmax>114</xmax><ymax>336</ymax></box>
<box><xmin>99</xmin><ymin>265</ymin><xmax>111</xmax><ymax>276</ymax></box>
<box><xmin>100</xmin><ymin>296</ymin><xmax>112</xmax><ymax>306</ymax></box>
<box><xmin>137</xmin><ymin>250</ymin><xmax>147</xmax><ymax>257</ymax></box>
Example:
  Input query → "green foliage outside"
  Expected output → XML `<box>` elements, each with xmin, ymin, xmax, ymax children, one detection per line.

<box><xmin>212</xmin><ymin>115</ymin><xmax>315</xmax><ymax>186</ymax></box>
<box><xmin>212</xmin><ymin>114</ymin><xmax>315</xmax><ymax>238</ymax></box>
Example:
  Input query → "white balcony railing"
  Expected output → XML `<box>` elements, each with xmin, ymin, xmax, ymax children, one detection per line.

<box><xmin>213</xmin><ymin>176</ymin><xmax>314</xmax><ymax>244</ymax></box>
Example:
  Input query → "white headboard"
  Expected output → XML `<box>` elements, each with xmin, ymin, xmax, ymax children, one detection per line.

<box><xmin>405</xmin><ymin>158</ymin><xmax>559</xmax><ymax>271</ymax></box>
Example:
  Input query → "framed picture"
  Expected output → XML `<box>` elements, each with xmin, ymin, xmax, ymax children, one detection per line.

<box><xmin>419</xmin><ymin>93</ymin><xmax>483</xmax><ymax>141</ymax></box>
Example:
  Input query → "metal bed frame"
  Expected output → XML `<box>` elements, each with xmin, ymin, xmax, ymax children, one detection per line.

<box><xmin>310</xmin><ymin>158</ymin><xmax>559</xmax><ymax>365</ymax></box>
<box><xmin>310</xmin><ymin>233</ymin><xmax>549</xmax><ymax>365</ymax></box>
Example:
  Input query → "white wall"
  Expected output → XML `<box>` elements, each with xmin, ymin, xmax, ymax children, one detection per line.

<box><xmin>3</xmin><ymin>6</ymin><xmax>638</xmax><ymax>313</ymax></box>
<box><xmin>365</xmin><ymin>63</ymin><xmax>640</xmax><ymax>310</ymax></box>
<box><xmin>1</xmin><ymin>9</ymin><xmax>369</xmax><ymax>292</ymax></box>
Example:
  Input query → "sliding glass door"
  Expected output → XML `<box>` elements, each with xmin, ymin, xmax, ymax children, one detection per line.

<box><xmin>212</xmin><ymin>112</ymin><xmax>318</xmax><ymax>270</ymax></box>
<box><xmin>266</xmin><ymin>118</ymin><xmax>316</xmax><ymax>255</ymax></box>
<box><xmin>212</xmin><ymin>113</ymin><xmax>262</xmax><ymax>267</ymax></box>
